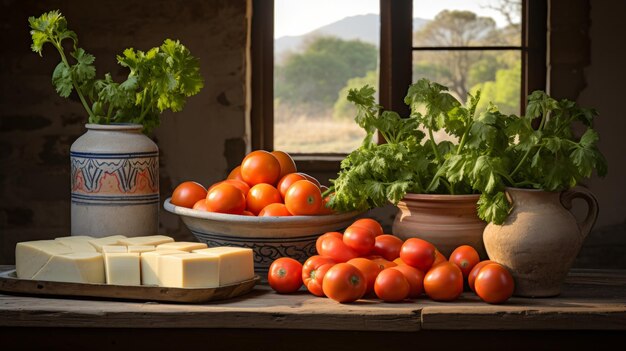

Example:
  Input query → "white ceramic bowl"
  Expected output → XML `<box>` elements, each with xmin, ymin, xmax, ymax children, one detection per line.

<box><xmin>163</xmin><ymin>198</ymin><xmax>361</xmax><ymax>276</ymax></box>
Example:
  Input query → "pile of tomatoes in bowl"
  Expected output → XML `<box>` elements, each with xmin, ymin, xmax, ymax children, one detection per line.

<box><xmin>268</xmin><ymin>217</ymin><xmax>515</xmax><ymax>304</ymax></box>
<box><xmin>169</xmin><ymin>150</ymin><xmax>333</xmax><ymax>216</ymax></box>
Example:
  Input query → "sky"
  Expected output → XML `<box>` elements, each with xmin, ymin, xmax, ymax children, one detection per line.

<box><xmin>275</xmin><ymin>0</ymin><xmax>513</xmax><ymax>39</ymax></box>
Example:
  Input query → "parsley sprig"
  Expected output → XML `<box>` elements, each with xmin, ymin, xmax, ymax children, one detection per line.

<box><xmin>29</xmin><ymin>10</ymin><xmax>203</xmax><ymax>134</ymax></box>
<box><xmin>328</xmin><ymin>79</ymin><xmax>607</xmax><ymax>225</ymax></box>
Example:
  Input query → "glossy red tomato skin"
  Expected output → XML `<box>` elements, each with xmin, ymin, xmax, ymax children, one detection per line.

<box><xmin>315</xmin><ymin>232</ymin><xmax>343</xmax><ymax>255</ymax></box>
<box><xmin>400</xmin><ymin>238</ymin><xmax>437</xmax><ymax>272</ymax></box>
<box><xmin>449</xmin><ymin>245</ymin><xmax>481</xmax><ymax>279</ymax></box>
<box><xmin>343</xmin><ymin>226</ymin><xmax>376</xmax><ymax>256</ymax></box>
<box><xmin>373</xmin><ymin>234</ymin><xmax>404</xmax><ymax>261</ymax></box>
<box><xmin>391</xmin><ymin>265</ymin><xmax>425</xmax><ymax>298</ymax></box>
<box><xmin>468</xmin><ymin>260</ymin><xmax>493</xmax><ymax>292</ymax></box>
<box><xmin>246</xmin><ymin>183</ymin><xmax>282</xmax><ymax>215</ymax></box>
<box><xmin>374</xmin><ymin>268</ymin><xmax>410</xmax><ymax>302</ymax></box>
<box><xmin>227</xmin><ymin>166</ymin><xmax>245</xmax><ymax>182</ymax></box>
<box><xmin>205</xmin><ymin>183</ymin><xmax>246</xmax><ymax>214</ymax></box>
<box><xmin>240</xmin><ymin>150</ymin><xmax>281</xmax><ymax>186</ymax></box>
<box><xmin>423</xmin><ymin>262</ymin><xmax>464</xmax><ymax>301</ymax></box>
<box><xmin>319</xmin><ymin>235</ymin><xmax>359</xmax><ymax>263</ymax></box>
<box><xmin>271</xmin><ymin>150</ymin><xmax>297</xmax><ymax>179</ymax></box>
<box><xmin>258</xmin><ymin>203</ymin><xmax>292</xmax><ymax>217</ymax></box>
<box><xmin>268</xmin><ymin>257</ymin><xmax>303</xmax><ymax>294</ymax></box>
<box><xmin>302</xmin><ymin>255</ymin><xmax>336</xmax><ymax>297</ymax></box>
<box><xmin>351</xmin><ymin>218</ymin><xmax>384</xmax><ymax>237</ymax></box>
<box><xmin>284</xmin><ymin>180</ymin><xmax>322</xmax><ymax>215</ymax></box>
<box><xmin>474</xmin><ymin>263</ymin><xmax>515</xmax><ymax>304</ymax></box>
<box><xmin>192</xmin><ymin>199</ymin><xmax>209</xmax><ymax>211</ymax></box>
<box><xmin>322</xmin><ymin>263</ymin><xmax>367</xmax><ymax>303</ymax></box>
<box><xmin>347</xmin><ymin>258</ymin><xmax>382</xmax><ymax>294</ymax></box>
<box><xmin>171</xmin><ymin>181</ymin><xmax>207</xmax><ymax>208</ymax></box>
<box><xmin>277</xmin><ymin>173</ymin><xmax>306</xmax><ymax>199</ymax></box>
<box><xmin>297</xmin><ymin>172</ymin><xmax>321</xmax><ymax>188</ymax></box>
<box><xmin>209</xmin><ymin>179</ymin><xmax>251</xmax><ymax>196</ymax></box>
<box><xmin>432</xmin><ymin>249</ymin><xmax>448</xmax><ymax>267</ymax></box>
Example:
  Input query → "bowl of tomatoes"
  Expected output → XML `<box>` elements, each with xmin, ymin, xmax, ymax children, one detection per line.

<box><xmin>163</xmin><ymin>150</ymin><xmax>363</xmax><ymax>277</ymax></box>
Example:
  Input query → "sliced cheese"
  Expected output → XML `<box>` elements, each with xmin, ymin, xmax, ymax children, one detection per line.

<box><xmin>15</xmin><ymin>240</ymin><xmax>74</xmax><ymax>279</ymax></box>
<box><xmin>119</xmin><ymin>235</ymin><xmax>174</xmax><ymax>246</ymax></box>
<box><xmin>104</xmin><ymin>252</ymin><xmax>140</xmax><ymax>285</ymax></box>
<box><xmin>31</xmin><ymin>252</ymin><xmax>105</xmax><ymax>284</ymax></box>
<box><xmin>127</xmin><ymin>245</ymin><xmax>155</xmax><ymax>254</ymax></box>
<box><xmin>156</xmin><ymin>242</ymin><xmax>208</xmax><ymax>252</ymax></box>
<box><xmin>88</xmin><ymin>235</ymin><xmax>128</xmax><ymax>252</ymax></box>
<box><xmin>158</xmin><ymin>253</ymin><xmax>219</xmax><ymax>288</ymax></box>
<box><xmin>102</xmin><ymin>245</ymin><xmax>127</xmax><ymax>253</ymax></box>
<box><xmin>140</xmin><ymin>249</ymin><xmax>187</xmax><ymax>286</ymax></box>
<box><xmin>193</xmin><ymin>247</ymin><xmax>255</xmax><ymax>286</ymax></box>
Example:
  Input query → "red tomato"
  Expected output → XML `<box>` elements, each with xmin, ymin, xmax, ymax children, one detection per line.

<box><xmin>474</xmin><ymin>263</ymin><xmax>515</xmax><ymax>304</ymax></box>
<box><xmin>192</xmin><ymin>199</ymin><xmax>209</xmax><ymax>211</ymax></box>
<box><xmin>370</xmin><ymin>257</ymin><xmax>397</xmax><ymax>271</ymax></box>
<box><xmin>241</xmin><ymin>150</ymin><xmax>281</xmax><ymax>186</ymax></box>
<box><xmin>391</xmin><ymin>265</ymin><xmax>424</xmax><ymax>298</ymax></box>
<box><xmin>258</xmin><ymin>203</ymin><xmax>292</xmax><ymax>217</ymax></box>
<box><xmin>423</xmin><ymin>262</ymin><xmax>464</xmax><ymax>301</ymax></box>
<box><xmin>227</xmin><ymin>166</ymin><xmax>244</xmax><ymax>182</ymax></box>
<box><xmin>322</xmin><ymin>263</ymin><xmax>367</xmax><ymax>303</ymax></box>
<box><xmin>468</xmin><ymin>260</ymin><xmax>493</xmax><ymax>292</ymax></box>
<box><xmin>351</xmin><ymin>218</ymin><xmax>384</xmax><ymax>237</ymax></box>
<box><xmin>318</xmin><ymin>186</ymin><xmax>335</xmax><ymax>215</ymax></box>
<box><xmin>268</xmin><ymin>257</ymin><xmax>303</xmax><ymax>294</ymax></box>
<box><xmin>347</xmin><ymin>258</ymin><xmax>382</xmax><ymax>294</ymax></box>
<box><xmin>343</xmin><ymin>226</ymin><xmax>376</xmax><ymax>256</ymax></box>
<box><xmin>276</xmin><ymin>173</ymin><xmax>306</xmax><ymax>199</ymax></box>
<box><xmin>297</xmin><ymin>172</ymin><xmax>321</xmax><ymax>188</ymax></box>
<box><xmin>393</xmin><ymin>257</ymin><xmax>406</xmax><ymax>265</ymax></box>
<box><xmin>246</xmin><ymin>183</ymin><xmax>282</xmax><ymax>215</ymax></box>
<box><xmin>400</xmin><ymin>238</ymin><xmax>436</xmax><ymax>272</ymax></box>
<box><xmin>319</xmin><ymin>235</ymin><xmax>359</xmax><ymax>263</ymax></box>
<box><xmin>449</xmin><ymin>245</ymin><xmax>480</xmax><ymax>279</ymax></box>
<box><xmin>433</xmin><ymin>249</ymin><xmax>448</xmax><ymax>267</ymax></box>
<box><xmin>271</xmin><ymin>150</ymin><xmax>297</xmax><ymax>179</ymax></box>
<box><xmin>209</xmin><ymin>179</ymin><xmax>250</xmax><ymax>196</ymax></box>
<box><xmin>171</xmin><ymin>181</ymin><xmax>207</xmax><ymax>208</ymax></box>
<box><xmin>374</xmin><ymin>268</ymin><xmax>410</xmax><ymax>302</ymax></box>
<box><xmin>205</xmin><ymin>183</ymin><xmax>246</xmax><ymax>214</ymax></box>
<box><xmin>302</xmin><ymin>255</ymin><xmax>336</xmax><ymax>297</ymax></box>
<box><xmin>373</xmin><ymin>234</ymin><xmax>403</xmax><ymax>261</ymax></box>
<box><xmin>315</xmin><ymin>232</ymin><xmax>343</xmax><ymax>255</ymax></box>
<box><xmin>284</xmin><ymin>180</ymin><xmax>322</xmax><ymax>215</ymax></box>
<box><xmin>241</xmin><ymin>210</ymin><xmax>255</xmax><ymax>216</ymax></box>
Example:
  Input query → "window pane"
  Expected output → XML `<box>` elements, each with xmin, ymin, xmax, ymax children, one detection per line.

<box><xmin>412</xmin><ymin>50</ymin><xmax>521</xmax><ymax>115</ymax></box>
<box><xmin>274</xmin><ymin>0</ymin><xmax>379</xmax><ymax>153</ymax></box>
<box><xmin>412</xmin><ymin>0</ymin><xmax>522</xmax><ymax>47</ymax></box>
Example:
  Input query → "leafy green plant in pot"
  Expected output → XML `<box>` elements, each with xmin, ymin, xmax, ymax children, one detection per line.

<box><xmin>29</xmin><ymin>10</ymin><xmax>204</xmax><ymax>237</ymax></box>
<box><xmin>327</xmin><ymin>79</ymin><xmax>511</xmax><ymax>258</ymax></box>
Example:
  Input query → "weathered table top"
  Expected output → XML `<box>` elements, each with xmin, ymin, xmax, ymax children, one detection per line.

<box><xmin>0</xmin><ymin>266</ymin><xmax>625</xmax><ymax>331</ymax></box>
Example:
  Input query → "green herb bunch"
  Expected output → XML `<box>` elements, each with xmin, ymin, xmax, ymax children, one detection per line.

<box><xmin>327</xmin><ymin>79</ymin><xmax>607</xmax><ymax>225</ymax></box>
<box><xmin>29</xmin><ymin>10</ymin><xmax>204</xmax><ymax>134</ymax></box>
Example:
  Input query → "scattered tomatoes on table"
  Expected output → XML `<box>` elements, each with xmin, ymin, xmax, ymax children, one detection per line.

<box><xmin>268</xmin><ymin>257</ymin><xmax>303</xmax><ymax>294</ymax></box>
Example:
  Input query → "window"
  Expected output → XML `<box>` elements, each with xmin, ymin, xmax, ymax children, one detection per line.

<box><xmin>251</xmin><ymin>0</ymin><xmax>545</xmax><ymax>169</ymax></box>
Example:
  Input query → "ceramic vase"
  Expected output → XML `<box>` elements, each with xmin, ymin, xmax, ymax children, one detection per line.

<box><xmin>70</xmin><ymin>124</ymin><xmax>159</xmax><ymax>238</ymax></box>
<box><xmin>392</xmin><ymin>193</ymin><xmax>487</xmax><ymax>258</ymax></box>
<box><xmin>482</xmin><ymin>187</ymin><xmax>599</xmax><ymax>297</ymax></box>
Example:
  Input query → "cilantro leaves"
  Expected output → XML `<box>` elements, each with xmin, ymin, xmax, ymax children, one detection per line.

<box><xmin>29</xmin><ymin>10</ymin><xmax>203</xmax><ymax>134</ymax></box>
<box><xmin>328</xmin><ymin>80</ymin><xmax>607</xmax><ymax>225</ymax></box>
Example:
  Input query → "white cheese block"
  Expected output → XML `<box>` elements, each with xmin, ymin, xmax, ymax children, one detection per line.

<box><xmin>156</xmin><ymin>242</ymin><xmax>208</xmax><ymax>252</ymax></box>
<box><xmin>102</xmin><ymin>245</ymin><xmax>127</xmax><ymax>253</ymax></box>
<box><xmin>60</xmin><ymin>240</ymin><xmax>97</xmax><ymax>253</ymax></box>
<box><xmin>15</xmin><ymin>240</ymin><xmax>74</xmax><ymax>279</ymax></box>
<box><xmin>31</xmin><ymin>252</ymin><xmax>105</xmax><ymax>284</ymax></box>
<box><xmin>55</xmin><ymin>235</ymin><xmax>94</xmax><ymax>242</ymax></box>
<box><xmin>192</xmin><ymin>247</ymin><xmax>255</xmax><ymax>286</ymax></box>
<box><xmin>119</xmin><ymin>235</ymin><xmax>174</xmax><ymax>246</ymax></box>
<box><xmin>140</xmin><ymin>249</ymin><xmax>187</xmax><ymax>286</ymax></box>
<box><xmin>158</xmin><ymin>253</ymin><xmax>220</xmax><ymax>288</ymax></box>
<box><xmin>88</xmin><ymin>235</ymin><xmax>128</xmax><ymax>252</ymax></box>
<box><xmin>127</xmin><ymin>245</ymin><xmax>155</xmax><ymax>253</ymax></box>
<box><xmin>104</xmin><ymin>253</ymin><xmax>140</xmax><ymax>285</ymax></box>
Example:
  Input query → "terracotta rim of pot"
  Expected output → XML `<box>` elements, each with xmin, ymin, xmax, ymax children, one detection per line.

<box><xmin>401</xmin><ymin>193</ymin><xmax>480</xmax><ymax>201</ymax></box>
<box><xmin>85</xmin><ymin>123</ymin><xmax>143</xmax><ymax>131</ymax></box>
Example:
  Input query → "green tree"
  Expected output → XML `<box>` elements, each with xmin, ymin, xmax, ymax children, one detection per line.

<box><xmin>471</xmin><ymin>64</ymin><xmax>521</xmax><ymax>115</ymax></box>
<box><xmin>333</xmin><ymin>70</ymin><xmax>378</xmax><ymax>120</ymax></box>
<box><xmin>275</xmin><ymin>36</ymin><xmax>378</xmax><ymax>110</ymax></box>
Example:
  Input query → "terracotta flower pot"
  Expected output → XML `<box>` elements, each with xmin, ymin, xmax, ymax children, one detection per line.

<box><xmin>392</xmin><ymin>193</ymin><xmax>487</xmax><ymax>259</ymax></box>
<box><xmin>70</xmin><ymin>124</ymin><xmax>159</xmax><ymax>238</ymax></box>
<box><xmin>482</xmin><ymin>187</ymin><xmax>599</xmax><ymax>297</ymax></box>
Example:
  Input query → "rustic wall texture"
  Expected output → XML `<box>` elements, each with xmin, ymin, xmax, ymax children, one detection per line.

<box><xmin>0</xmin><ymin>0</ymin><xmax>624</xmax><ymax>267</ymax></box>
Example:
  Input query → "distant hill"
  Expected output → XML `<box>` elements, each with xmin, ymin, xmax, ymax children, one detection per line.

<box><xmin>275</xmin><ymin>14</ymin><xmax>429</xmax><ymax>63</ymax></box>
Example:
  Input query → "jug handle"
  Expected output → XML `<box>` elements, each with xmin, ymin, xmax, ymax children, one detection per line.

<box><xmin>560</xmin><ymin>186</ymin><xmax>599</xmax><ymax>238</ymax></box>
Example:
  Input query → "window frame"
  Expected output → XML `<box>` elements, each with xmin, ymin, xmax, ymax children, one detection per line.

<box><xmin>250</xmin><ymin>0</ymin><xmax>546</xmax><ymax>172</ymax></box>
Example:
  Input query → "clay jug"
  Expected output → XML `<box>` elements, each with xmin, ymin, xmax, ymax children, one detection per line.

<box><xmin>70</xmin><ymin>124</ymin><xmax>159</xmax><ymax>238</ymax></box>
<box><xmin>482</xmin><ymin>187</ymin><xmax>598</xmax><ymax>297</ymax></box>
<box><xmin>392</xmin><ymin>193</ymin><xmax>487</xmax><ymax>259</ymax></box>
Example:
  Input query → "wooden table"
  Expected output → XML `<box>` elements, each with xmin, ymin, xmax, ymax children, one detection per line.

<box><xmin>1</xmin><ymin>266</ymin><xmax>624</xmax><ymax>350</ymax></box>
